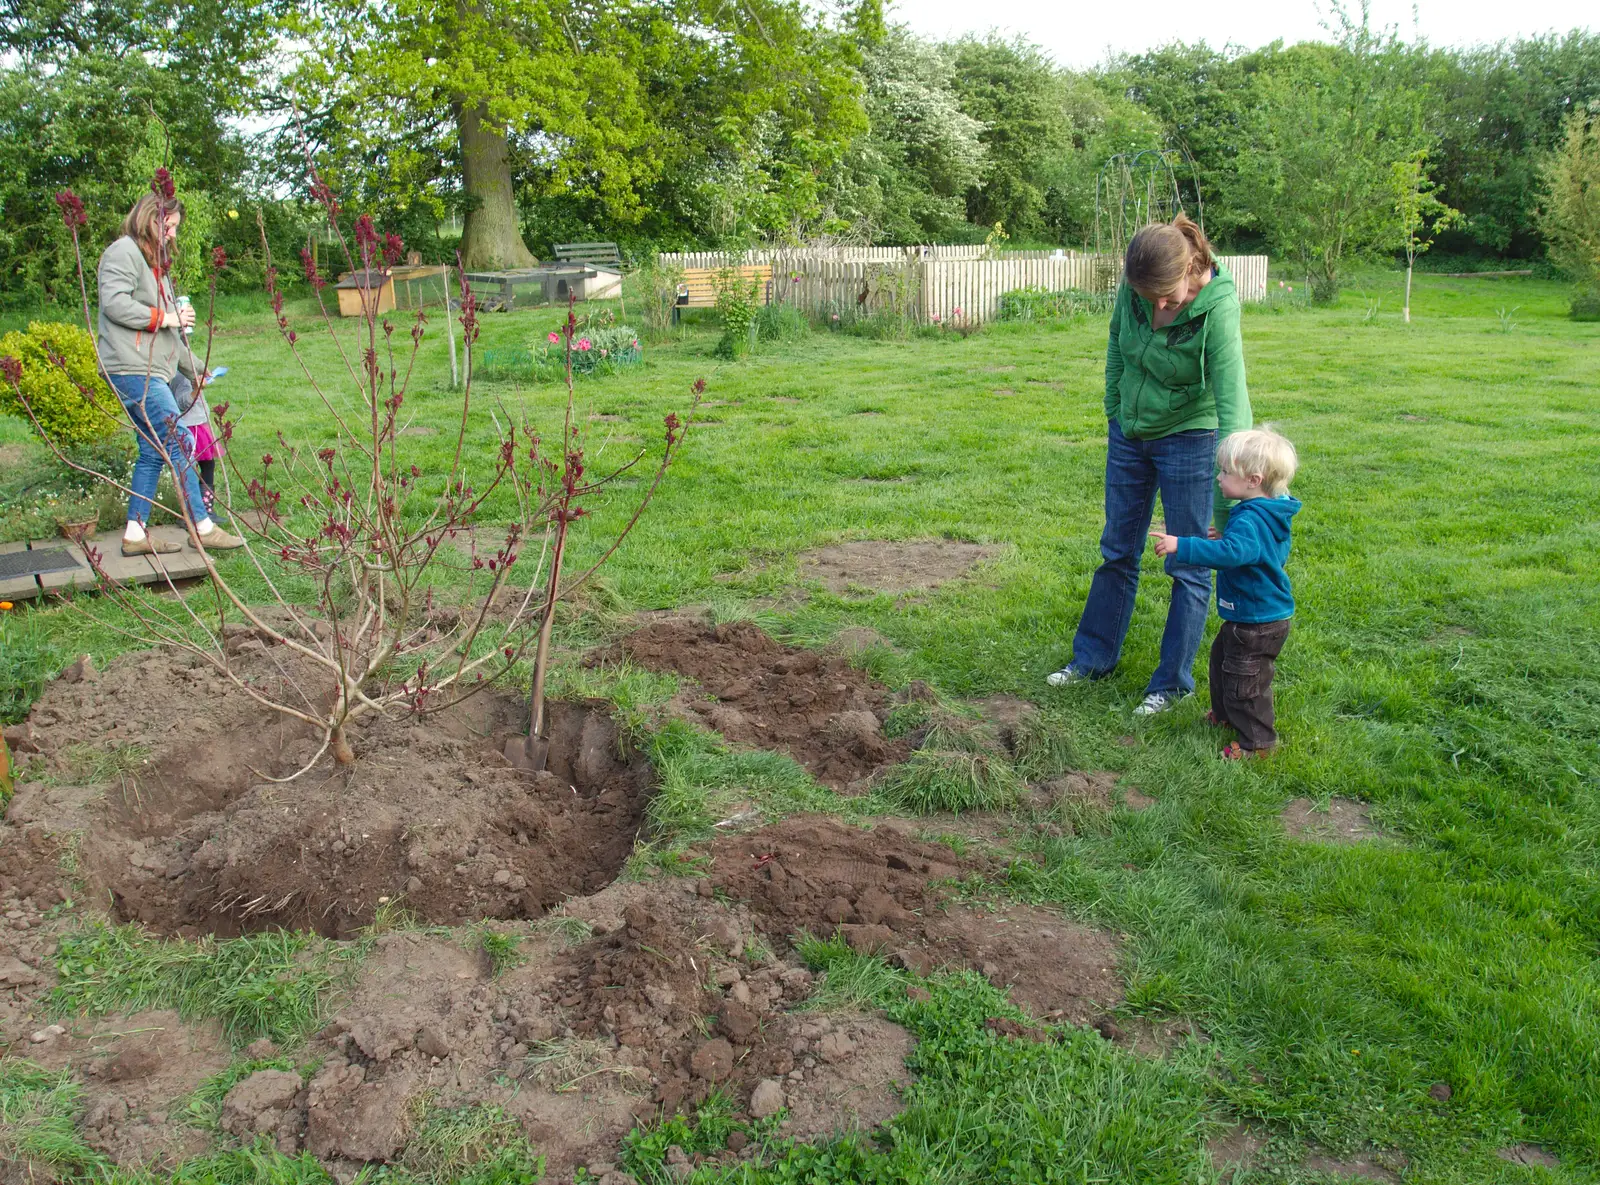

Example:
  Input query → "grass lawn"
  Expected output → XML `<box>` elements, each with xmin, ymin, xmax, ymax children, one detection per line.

<box><xmin>1</xmin><ymin>269</ymin><xmax>1597</xmax><ymax>1182</ymax></box>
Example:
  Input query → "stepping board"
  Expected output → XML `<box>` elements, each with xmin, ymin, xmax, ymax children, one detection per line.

<box><xmin>0</xmin><ymin>528</ymin><xmax>208</xmax><ymax>601</ymax></box>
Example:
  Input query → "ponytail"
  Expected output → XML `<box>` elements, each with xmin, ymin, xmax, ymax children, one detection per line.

<box><xmin>1171</xmin><ymin>212</ymin><xmax>1214</xmax><ymax>272</ymax></box>
<box><xmin>1124</xmin><ymin>212</ymin><xmax>1214</xmax><ymax>300</ymax></box>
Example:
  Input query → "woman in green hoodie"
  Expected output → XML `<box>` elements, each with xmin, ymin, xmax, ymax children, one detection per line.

<box><xmin>1048</xmin><ymin>214</ymin><xmax>1252</xmax><ymax>714</ymax></box>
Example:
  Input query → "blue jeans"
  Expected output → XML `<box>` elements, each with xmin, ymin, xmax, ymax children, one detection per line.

<box><xmin>107</xmin><ymin>373</ymin><xmax>208</xmax><ymax>526</ymax></box>
<box><xmin>1070</xmin><ymin>419</ymin><xmax>1215</xmax><ymax>695</ymax></box>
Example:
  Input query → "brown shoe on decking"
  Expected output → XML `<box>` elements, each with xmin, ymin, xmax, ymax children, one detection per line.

<box><xmin>191</xmin><ymin>526</ymin><xmax>246</xmax><ymax>551</ymax></box>
<box><xmin>121</xmin><ymin>535</ymin><xmax>182</xmax><ymax>556</ymax></box>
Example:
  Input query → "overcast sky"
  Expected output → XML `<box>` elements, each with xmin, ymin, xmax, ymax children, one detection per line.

<box><xmin>894</xmin><ymin>0</ymin><xmax>1595</xmax><ymax>67</ymax></box>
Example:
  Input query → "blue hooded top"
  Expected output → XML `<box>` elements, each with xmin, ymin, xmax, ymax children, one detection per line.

<box><xmin>1175</xmin><ymin>495</ymin><xmax>1301</xmax><ymax>623</ymax></box>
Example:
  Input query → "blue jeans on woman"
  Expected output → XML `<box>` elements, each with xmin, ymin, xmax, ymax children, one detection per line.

<box><xmin>107</xmin><ymin>372</ymin><xmax>208</xmax><ymax>525</ymax></box>
<box><xmin>1070</xmin><ymin>419</ymin><xmax>1216</xmax><ymax>695</ymax></box>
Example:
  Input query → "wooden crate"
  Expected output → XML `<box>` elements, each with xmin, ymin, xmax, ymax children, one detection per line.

<box><xmin>335</xmin><ymin>271</ymin><xmax>396</xmax><ymax>318</ymax></box>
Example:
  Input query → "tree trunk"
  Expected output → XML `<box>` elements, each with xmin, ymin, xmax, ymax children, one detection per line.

<box><xmin>330</xmin><ymin>724</ymin><xmax>355</xmax><ymax>764</ymax></box>
<box><xmin>457</xmin><ymin>103</ymin><xmax>537</xmax><ymax>271</ymax></box>
<box><xmin>1403</xmin><ymin>259</ymin><xmax>1413</xmax><ymax>323</ymax></box>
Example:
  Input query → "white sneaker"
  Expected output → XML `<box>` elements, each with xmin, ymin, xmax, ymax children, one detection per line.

<box><xmin>1133</xmin><ymin>691</ymin><xmax>1188</xmax><ymax>716</ymax></box>
<box><xmin>1046</xmin><ymin>665</ymin><xmax>1088</xmax><ymax>687</ymax></box>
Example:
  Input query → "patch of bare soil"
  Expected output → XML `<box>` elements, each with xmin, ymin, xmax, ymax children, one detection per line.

<box><xmin>1281</xmin><ymin>797</ymin><xmax>1382</xmax><ymax>844</ymax></box>
<box><xmin>797</xmin><ymin>540</ymin><xmax>1001</xmax><ymax>596</ymax></box>
<box><xmin>1110</xmin><ymin>1015</ymin><xmax>1210</xmax><ymax>1058</ymax></box>
<box><xmin>707</xmin><ymin>816</ymin><xmax>1122</xmax><ymax>1026</ymax></box>
<box><xmin>1497</xmin><ymin>1144</ymin><xmax>1560</xmax><ymax>1168</ymax></box>
<box><xmin>1301</xmin><ymin>1147</ymin><xmax>1407</xmax><ymax>1182</ymax></box>
<box><xmin>1208</xmin><ymin>1125</ymin><xmax>1267</xmax><ymax>1182</ymax></box>
<box><xmin>598</xmin><ymin>620</ymin><xmax>912</xmax><ymax>791</ymax></box>
<box><xmin>10</xmin><ymin>1007</ymin><xmax>232</xmax><ymax>1172</ymax></box>
<box><xmin>1</xmin><ymin>647</ymin><xmax>653</xmax><ymax>938</ymax></box>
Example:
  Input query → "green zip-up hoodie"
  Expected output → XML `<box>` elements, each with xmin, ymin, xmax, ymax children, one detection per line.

<box><xmin>1104</xmin><ymin>262</ymin><xmax>1252</xmax><ymax>526</ymax></box>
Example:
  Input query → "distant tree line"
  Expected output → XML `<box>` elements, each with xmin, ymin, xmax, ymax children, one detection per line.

<box><xmin>1</xmin><ymin>0</ymin><xmax>1596</xmax><ymax>304</ymax></box>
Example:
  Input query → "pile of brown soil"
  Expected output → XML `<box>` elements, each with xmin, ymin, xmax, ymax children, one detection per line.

<box><xmin>707</xmin><ymin>816</ymin><xmax>1123</xmax><ymax>1025</ymax></box>
<box><xmin>2</xmin><ymin>647</ymin><xmax>652</xmax><ymax>938</ymax></box>
<box><xmin>597</xmin><ymin>620</ymin><xmax>912</xmax><ymax>791</ymax></box>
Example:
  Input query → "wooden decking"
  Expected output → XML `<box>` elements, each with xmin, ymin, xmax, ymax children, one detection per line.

<box><xmin>0</xmin><ymin>527</ymin><xmax>208</xmax><ymax>601</ymax></box>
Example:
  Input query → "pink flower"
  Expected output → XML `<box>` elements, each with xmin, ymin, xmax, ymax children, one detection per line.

<box><xmin>931</xmin><ymin>315</ymin><xmax>941</xmax><ymax>324</ymax></box>
<box><xmin>1278</xmin><ymin>280</ymin><xmax>1285</xmax><ymax>288</ymax></box>
<box><xmin>548</xmin><ymin>331</ymin><xmax>560</xmax><ymax>343</ymax></box>
<box><xmin>831</xmin><ymin>313</ymin><xmax>839</xmax><ymax>321</ymax></box>
<box><xmin>1287</xmin><ymin>285</ymin><xmax>1294</xmax><ymax>293</ymax></box>
<box><xmin>952</xmin><ymin>306</ymin><xmax>963</xmax><ymax>317</ymax></box>
<box><xmin>577</xmin><ymin>338</ymin><xmax>592</xmax><ymax>351</ymax></box>
<box><xmin>631</xmin><ymin>340</ymin><xmax>638</xmax><ymax>350</ymax></box>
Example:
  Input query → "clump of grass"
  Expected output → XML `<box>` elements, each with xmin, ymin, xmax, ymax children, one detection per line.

<box><xmin>476</xmin><ymin>927</ymin><xmax>526</xmax><ymax>977</ymax></box>
<box><xmin>0</xmin><ymin>1061</ymin><xmax>106</xmax><ymax>1177</ymax></box>
<box><xmin>1009</xmin><ymin>711</ymin><xmax>1079</xmax><ymax>779</ymax></box>
<box><xmin>0</xmin><ymin>610</ymin><xmax>68</xmax><ymax>728</ymax></box>
<box><xmin>58</xmin><ymin>741</ymin><xmax>150</xmax><ymax>786</ymax></box>
<box><xmin>51</xmin><ymin>923</ymin><xmax>351</xmax><ymax>1046</ymax></box>
<box><xmin>622</xmin><ymin>1089</ymin><xmax>771</xmax><ymax>1179</ymax></box>
<box><xmin>877</xmin><ymin>748</ymin><xmax>1023</xmax><ymax>815</ymax></box>
<box><xmin>644</xmin><ymin>717</ymin><xmax>836</xmax><ymax>844</ymax></box>
<box><xmin>532</xmin><ymin>914</ymin><xmax>594</xmax><ymax>948</ymax></box>
<box><xmin>794</xmin><ymin>932</ymin><xmax>910</xmax><ymax>1011</ymax></box>
<box><xmin>396</xmin><ymin>1103</ymin><xmax>544</xmax><ymax>1184</ymax></box>
<box><xmin>624</xmin><ymin>839</ymin><xmax>712</xmax><ymax>880</ymax></box>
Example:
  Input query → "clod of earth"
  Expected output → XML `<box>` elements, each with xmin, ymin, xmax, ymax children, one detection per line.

<box><xmin>798</xmin><ymin>539</ymin><xmax>1002</xmax><ymax>595</ymax></box>
<box><xmin>598</xmin><ymin>619</ymin><xmax>912</xmax><ymax>790</ymax></box>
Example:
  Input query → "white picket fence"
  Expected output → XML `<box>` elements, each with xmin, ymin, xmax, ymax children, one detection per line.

<box><xmin>656</xmin><ymin>249</ymin><xmax>1268</xmax><ymax>325</ymax></box>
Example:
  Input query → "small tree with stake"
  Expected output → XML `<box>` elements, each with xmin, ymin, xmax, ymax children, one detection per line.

<box><xmin>1391</xmin><ymin>149</ymin><xmax>1459</xmax><ymax>323</ymax></box>
<box><xmin>2</xmin><ymin>165</ymin><xmax>700</xmax><ymax>777</ymax></box>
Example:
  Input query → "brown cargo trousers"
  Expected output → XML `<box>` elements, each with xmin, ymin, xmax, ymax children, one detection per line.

<box><xmin>1208</xmin><ymin>618</ymin><xmax>1293</xmax><ymax>751</ymax></box>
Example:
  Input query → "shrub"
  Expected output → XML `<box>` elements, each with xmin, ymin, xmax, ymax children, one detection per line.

<box><xmin>0</xmin><ymin>321</ymin><xmax>118</xmax><ymax>446</ymax></box>
<box><xmin>1570</xmin><ymin>287</ymin><xmax>1600</xmax><ymax>322</ymax></box>
<box><xmin>996</xmin><ymin>286</ymin><xmax>1112</xmax><ymax>323</ymax></box>
<box><xmin>713</xmin><ymin>269</ymin><xmax>761</xmax><ymax>358</ymax></box>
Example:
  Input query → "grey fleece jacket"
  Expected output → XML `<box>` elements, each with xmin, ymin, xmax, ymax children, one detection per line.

<box><xmin>95</xmin><ymin>235</ymin><xmax>202</xmax><ymax>384</ymax></box>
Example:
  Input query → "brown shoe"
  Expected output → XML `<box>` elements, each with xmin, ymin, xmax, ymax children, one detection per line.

<box><xmin>121</xmin><ymin>535</ymin><xmax>182</xmax><ymax>556</ymax></box>
<box><xmin>191</xmin><ymin>526</ymin><xmax>246</xmax><ymax>551</ymax></box>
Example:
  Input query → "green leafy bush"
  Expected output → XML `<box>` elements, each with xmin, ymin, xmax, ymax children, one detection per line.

<box><xmin>713</xmin><ymin>269</ymin><xmax>762</xmax><ymax>358</ymax></box>
<box><xmin>996</xmin><ymin>286</ymin><xmax>1112</xmax><ymax>322</ymax></box>
<box><xmin>1570</xmin><ymin>286</ymin><xmax>1600</xmax><ymax>322</ymax></box>
<box><xmin>0</xmin><ymin>321</ymin><xmax>119</xmax><ymax>446</ymax></box>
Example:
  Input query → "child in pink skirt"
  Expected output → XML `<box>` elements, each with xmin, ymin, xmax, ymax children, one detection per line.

<box><xmin>174</xmin><ymin>374</ymin><xmax>223</xmax><ymax>519</ymax></box>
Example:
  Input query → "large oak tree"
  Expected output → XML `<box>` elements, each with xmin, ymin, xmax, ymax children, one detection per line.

<box><xmin>297</xmin><ymin>0</ymin><xmax>864</xmax><ymax>267</ymax></box>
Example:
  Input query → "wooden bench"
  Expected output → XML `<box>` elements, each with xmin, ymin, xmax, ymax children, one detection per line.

<box><xmin>554</xmin><ymin>242</ymin><xmax>624</xmax><ymax>271</ymax></box>
<box><xmin>675</xmin><ymin>265</ymin><xmax>773</xmax><ymax>312</ymax></box>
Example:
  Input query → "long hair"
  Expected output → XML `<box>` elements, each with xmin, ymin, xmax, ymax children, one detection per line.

<box><xmin>121</xmin><ymin>193</ymin><xmax>185</xmax><ymax>269</ymax></box>
<box><xmin>1123</xmin><ymin>212</ymin><xmax>1214</xmax><ymax>300</ymax></box>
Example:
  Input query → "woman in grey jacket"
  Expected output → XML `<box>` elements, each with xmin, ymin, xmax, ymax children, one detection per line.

<box><xmin>97</xmin><ymin>194</ymin><xmax>243</xmax><ymax>556</ymax></box>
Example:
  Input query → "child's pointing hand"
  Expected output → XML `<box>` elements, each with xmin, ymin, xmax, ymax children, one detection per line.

<box><xmin>1148</xmin><ymin>531</ymin><xmax>1178</xmax><ymax>557</ymax></box>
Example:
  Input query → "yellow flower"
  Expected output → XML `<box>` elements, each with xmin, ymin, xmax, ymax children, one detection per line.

<box><xmin>227</xmin><ymin>209</ymin><xmax>239</xmax><ymax>220</ymax></box>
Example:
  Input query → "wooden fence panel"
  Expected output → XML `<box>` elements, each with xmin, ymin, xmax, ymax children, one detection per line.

<box><xmin>654</xmin><ymin>249</ymin><xmax>1270</xmax><ymax>324</ymax></box>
